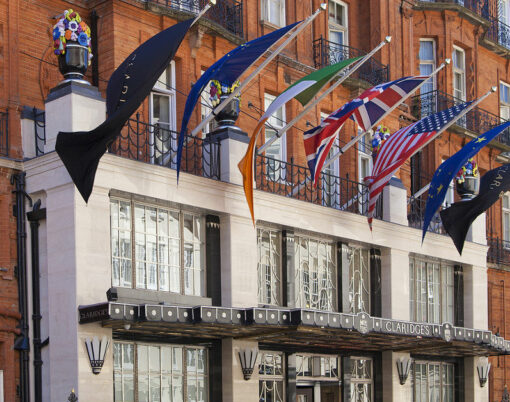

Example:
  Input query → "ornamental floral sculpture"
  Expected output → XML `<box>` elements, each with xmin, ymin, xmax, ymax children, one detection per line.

<box><xmin>455</xmin><ymin>158</ymin><xmax>480</xmax><ymax>200</ymax></box>
<box><xmin>52</xmin><ymin>9</ymin><xmax>93</xmax><ymax>83</ymax></box>
<box><xmin>209</xmin><ymin>80</ymin><xmax>241</xmax><ymax>126</ymax></box>
<box><xmin>371</xmin><ymin>125</ymin><xmax>391</xmax><ymax>161</ymax></box>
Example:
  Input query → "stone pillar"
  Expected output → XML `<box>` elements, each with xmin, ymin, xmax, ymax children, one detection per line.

<box><xmin>222</xmin><ymin>339</ymin><xmax>259</xmax><ymax>402</ymax></box>
<box><xmin>382</xmin><ymin>352</ymin><xmax>412</xmax><ymax>402</ymax></box>
<box><xmin>209</xmin><ymin>127</ymin><xmax>250</xmax><ymax>185</ymax></box>
<box><xmin>463</xmin><ymin>264</ymin><xmax>488</xmax><ymax>330</ymax></box>
<box><xmin>44</xmin><ymin>81</ymin><xmax>105</xmax><ymax>153</ymax></box>
<box><xmin>464</xmin><ymin>356</ymin><xmax>489</xmax><ymax>402</ymax></box>
<box><xmin>381</xmin><ymin>248</ymin><xmax>410</xmax><ymax>321</ymax></box>
<box><xmin>382</xmin><ymin>177</ymin><xmax>408</xmax><ymax>226</ymax></box>
<box><xmin>466</xmin><ymin>212</ymin><xmax>487</xmax><ymax>246</ymax></box>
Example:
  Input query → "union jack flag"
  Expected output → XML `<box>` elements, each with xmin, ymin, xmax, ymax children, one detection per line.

<box><xmin>365</xmin><ymin>101</ymin><xmax>473</xmax><ymax>228</ymax></box>
<box><xmin>303</xmin><ymin>76</ymin><xmax>428</xmax><ymax>186</ymax></box>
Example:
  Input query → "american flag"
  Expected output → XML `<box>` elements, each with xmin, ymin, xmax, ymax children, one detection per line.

<box><xmin>303</xmin><ymin>76</ymin><xmax>428</xmax><ymax>186</ymax></box>
<box><xmin>365</xmin><ymin>101</ymin><xmax>473</xmax><ymax>228</ymax></box>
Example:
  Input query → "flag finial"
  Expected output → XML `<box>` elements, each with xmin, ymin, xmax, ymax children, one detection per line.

<box><xmin>320</xmin><ymin>3</ymin><xmax>327</xmax><ymax>10</ymax></box>
<box><xmin>444</xmin><ymin>58</ymin><xmax>451</xmax><ymax>64</ymax></box>
<box><xmin>385</xmin><ymin>36</ymin><xmax>392</xmax><ymax>43</ymax></box>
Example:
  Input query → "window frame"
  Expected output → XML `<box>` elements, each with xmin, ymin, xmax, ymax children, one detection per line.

<box><xmin>412</xmin><ymin>360</ymin><xmax>454</xmax><ymax>402</ymax></box>
<box><xmin>110</xmin><ymin>198</ymin><xmax>206</xmax><ymax>296</ymax></box>
<box><xmin>257</xmin><ymin>227</ymin><xmax>283</xmax><ymax>306</ymax></box>
<box><xmin>321</xmin><ymin>111</ymin><xmax>340</xmax><ymax>208</ymax></box>
<box><xmin>452</xmin><ymin>46</ymin><xmax>466</xmax><ymax>102</ymax></box>
<box><xmin>348</xmin><ymin>245</ymin><xmax>371</xmax><ymax>314</ymax></box>
<box><xmin>357</xmin><ymin>127</ymin><xmax>373</xmax><ymax>215</ymax></box>
<box><xmin>259</xmin><ymin>351</ymin><xmax>286</xmax><ymax>402</ymax></box>
<box><xmin>500</xmin><ymin>81</ymin><xmax>510</xmax><ymax>122</ymax></box>
<box><xmin>328</xmin><ymin>0</ymin><xmax>348</xmax><ymax>46</ymax></box>
<box><xmin>263</xmin><ymin>93</ymin><xmax>287</xmax><ymax>181</ymax></box>
<box><xmin>503</xmin><ymin>192</ymin><xmax>510</xmax><ymax>246</ymax></box>
<box><xmin>295</xmin><ymin>353</ymin><xmax>340</xmax><ymax>381</ymax></box>
<box><xmin>350</xmin><ymin>356</ymin><xmax>373</xmax><ymax>402</ymax></box>
<box><xmin>262</xmin><ymin>0</ymin><xmax>286</xmax><ymax>27</ymax></box>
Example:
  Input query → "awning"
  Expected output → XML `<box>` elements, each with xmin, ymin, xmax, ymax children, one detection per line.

<box><xmin>78</xmin><ymin>302</ymin><xmax>509</xmax><ymax>357</ymax></box>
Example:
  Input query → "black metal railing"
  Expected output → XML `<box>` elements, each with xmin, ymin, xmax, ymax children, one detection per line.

<box><xmin>147</xmin><ymin>0</ymin><xmax>243</xmax><ymax>37</ymax></box>
<box><xmin>109</xmin><ymin>113</ymin><xmax>221</xmax><ymax>180</ymax></box>
<box><xmin>0</xmin><ymin>110</ymin><xmax>7</xmax><ymax>157</ymax></box>
<box><xmin>255</xmin><ymin>154</ymin><xmax>383</xmax><ymax>219</ymax></box>
<box><xmin>412</xmin><ymin>90</ymin><xmax>510</xmax><ymax>147</ymax></box>
<box><xmin>417</xmin><ymin>0</ymin><xmax>490</xmax><ymax>19</ymax></box>
<box><xmin>313</xmin><ymin>37</ymin><xmax>390</xmax><ymax>87</ymax></box>
<box><xmin>407</xmin><ymin>195</ymin><xmax>446</xmax><ymax>235</ymax></box>
<box><xmin>488</xmin><ymin>237</ymin><xmax>510</xmax><ymax>266</ymax></box>
<box><xmin>487</xmin><ymin>15</ymin><xmax>510</xmax><ymax>50</ymax></box>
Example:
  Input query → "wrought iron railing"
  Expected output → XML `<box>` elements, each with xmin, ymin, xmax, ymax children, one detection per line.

<box><xmin>488</xmin><ymin>237</ymin><xmax>510</xmax><ymax>266</ymax></box>
<box><xmin>412</xmin><ymin>90</ymin><xmax>510</xmax><ymax>147</ymax></box>
<box><xmin>313</xmin><ymin>37</ymin><xmax>390</xmax><ymax>87</ymax></box>
<box><xmin>0</xmin><ymin>110</ymin><xmax>7</xmax><ymax>157</ymax></box>
<box><xmin>109</xmin><ymin>113</ymin><xmax>221</xmax><ymax>180</ymax></box>
<box><xmin>146</xmin><ymin>0</ymin><xmax>243</xmax><ymax>37</ymax></box>
<box><xmin>486</xmin><ymin>15</ymin><xmax>510</xmax><ymax>49</ymax></box>
<box><xmin>407</xmin><ymin>195</ymin><xmax>446</xmax><ymax>235</ymax></box>
<box><xmin>255</xmin><ymin>154</ymin><xmax>383</xmax><ymax>219</ymax></box>
<box><xmin>417</xmin><ymin>0</ymin><xmax>490</xmax><ymax>19</ymax></box>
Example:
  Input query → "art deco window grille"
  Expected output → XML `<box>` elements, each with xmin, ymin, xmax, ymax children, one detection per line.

<box><xmin>348</xmin><ymin>246</ymin><xmax>370</xmax><ymax>314</ymax></box>
<box><xmin>294</xmin><ymin>236</ymin><xmax>336</xmax><ymax>311</ymax></box>
<box><xmin>412</xmin><ymin>361</ymin><xmax>454</xmax><ymax>402</ymax></box>
<box><xmin>350</xmin><ymin>357</ymin><xmax>373</xmax><ymax>402</ymax></box>
<box><xmin>113</xmin><ymin>342</ymin><xmax>207</xmax><ymax>402</ymax></box>
<box><xmin>259</xmin><ymin>351</ymin><xmax>285</xmax><ymax>402</ymax></box>
<box><xmin>257</xmin><ymin>228</ymin><xmax>282</xmax><ymax>306</ymax></box>
<box><xmin>110</xmin><ymin>199</ymin><xmax>205</xmax><ymax>296</ymax></box>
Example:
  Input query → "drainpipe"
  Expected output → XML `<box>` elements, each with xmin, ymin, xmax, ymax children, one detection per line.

<box><xmin>11</xmin><ymin>172</ymin><xmax>32</xmax><ymax>402</ymax></box>
<box><xmin>27</xmin><ymin>199</ymin><xmax>46</xmax><ymax>402</ymax></box>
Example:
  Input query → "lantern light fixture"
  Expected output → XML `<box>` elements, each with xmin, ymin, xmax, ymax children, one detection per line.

<box><xmin>238</xmin><ymin>348</ymin><xmax>258</xmax><ymax>380</ymax></box>
<box><xmin>396</xmin><ymin>357</ymin><xmax>412</xmax><ymax>385</ymax></box>
<box><xmin>84</xmin><ymin>336</ymin><xmax>110</xmax><ymax>375</ymax></box>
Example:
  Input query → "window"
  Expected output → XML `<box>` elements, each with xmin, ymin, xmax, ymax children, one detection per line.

<box><xmin>259</xmin><ymin>351</ymin><xmax>285</xmax><ymax>402</ymax></box>
<box><xmin>264</xmin><ymin>93</ymin><xmax>286</xmax><ymax>181</ymax></box>
<box><xmin>296</xmin><ymin>354</ymin><xmax>340</xmax><ymax>380</ymax></box>
<box><xmin>110</xmin><ymin>199</ymin><xmax>205</xmax><ymax>296</ymax></box>
<box><xmin>257</xmin><ymin>228</ymin><xmax>282</xmax><ymax>306</ymax></box>
<box><xmin>499</xmin><ymin>0</ymin><xmax>510</xmax><ymax>47</ymax></box>
<box><xmin>419</xmin><ymin>39</ymin><xmax>436</xmax><ymax>115</ymax></box>
<box><xmin>294</xmin><ymin>235</ymin><xmax>336</xmax><ymax>311</ymax></box>
<box><xmin>328</xmin><ymin>0</ymin><xmax>348</xmax><ymax>46</ymax></box>
<box><xmin>150</xmin><ymin>62</ymin><xmax>177</xmax><ymax>166</ymax></box>
<box><xmin>321</xmin><ymin>112</ymin><xmax>340</xmax><ymax>208</ymax></box>
<box><xmin>452</xmin><ymin>47</ymin><xmax>466</xmax><ymax>102</ymax></box>
<box><xmin>500</xmin><ymin>82</ymin><xmax>510</xmax><ymax>122</ymax></box>
<box><xmin>348</xmin><ymin>246</ymin><xmax>370</xmax><ymax>314</ymax></box>
<box><xmin>412</xmin><ymin>361</ymin><xmax>454</xmax><ymax>402</ymax></box>
<box><xmin>113</xmin><ymin>342</ymin><xmax>208</xmax><ymax>402</ymax></box>
<box><xmin>350</xmin><ymin>357</ymin><xmax>373</xmax><ymax>402</ymax></box>
<box><xmin>262</xmin><ymin>0</ymin><xmax>285</xmax><ymax>27</ymax></box>
<box><xmin>409</xmin><ymin>256</ymin><xmax>454</xmax><ymax>324</ymax></box>
<box><xmin>200</xmin><ymin>70</ymin><xmax>218</xmax><ymax>136</ymax></box>
<box><xmin>503</xmin><ymin>193</ymin><xmax>510</xmax><ymax>245</ymax></box>
<box><xmin>358</xmin><ymin>127</ymin><xmax>372</xmax><ymax>215</ymax></box>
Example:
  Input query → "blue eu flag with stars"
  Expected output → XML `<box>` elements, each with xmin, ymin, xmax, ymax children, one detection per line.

<box><xmin>422</xmin><ymin>121</ymin><xmax>510</xmax><ymax>241</ymax></box>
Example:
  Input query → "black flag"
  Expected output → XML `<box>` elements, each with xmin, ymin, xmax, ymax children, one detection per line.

<box><xmin>440</xmin><ymin>163</ymin><xmax>510</xmax><ymax>254</ymax></box>
<box><xmin>55</xmin><ymin>18</ymin><xmax>194</xmax><ymax>202</ymax></box>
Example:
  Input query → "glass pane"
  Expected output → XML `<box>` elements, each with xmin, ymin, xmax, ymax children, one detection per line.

<box><xmin>173</xmin><ymin>375</ymin><xmax>183</xmax><ymax>402</ymax></box>
<box><xmin>419</xmin><ymin>40</ymin><xmax>434</xmax><ymax>60</ymax></box>
<box><xmin>184</xmin><ymin>214</ymin><xmax>194</xmax><ymax>242</ymax></box>
<box><xmin>173</xmin><ymin>347</ymin><xmax>183</xmax><ymax>372</ymax></box>
<box><xmin>119</xmin><ymin>202</ymin><xmax>131</xmax><ymax>229</ymax></box>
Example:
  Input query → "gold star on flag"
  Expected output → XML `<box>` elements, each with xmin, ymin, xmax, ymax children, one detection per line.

<box><xmin>475</xmin><ymin>136</ymin><xmax>486</xmax><ymax>143</ymax></box>
<box><xmin>437</xmin><ymin>184</ymin><xmax>443</xmax><ymax>194</ymax></box>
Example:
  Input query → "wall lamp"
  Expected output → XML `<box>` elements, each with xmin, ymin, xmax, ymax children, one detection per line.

<box><xmin>396</xmin><ymin>357</ymin><xmax>412</xmax><ymax>385</ymax></box>
<box><xmin>477</xmin><ymin>357</ymin><xmax>491</xmax><ymax>388</ymax></box>
<box><xmin>238</xmin><ymin>348</ymin><xmax>258</xmax><ymax>380</ymax></box>
<box><xmin>85</xmin><ymin>336</ymin><xmax>110</xmax><ymax>375</ymax></box>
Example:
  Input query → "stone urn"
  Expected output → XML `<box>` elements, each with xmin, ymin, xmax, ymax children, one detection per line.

<box><xmin>58</xmin><ymin>42</ymin><xmax>89</xmax><ymax>83</ymax></box>
<box><xmin>456</xmin><ymin>174</ymin><xmax>480</xmax><ymax>200</ymax></box>
<box><xmin>214</xmin><ymin>95</ymin><xmax>240</xmax><ymax>127</ymax></box>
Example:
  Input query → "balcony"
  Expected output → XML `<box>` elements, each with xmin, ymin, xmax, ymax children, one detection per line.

<box><xmin>414</xmin><ymin>0</ymin><xmax>490</xmax><ymax>20</ymax></box>
<box><xmin>407</xmin><ymin>195</ymin><xmax>446</xmax><ymax>235</ymax></box>
<box><xmin>411</xmin><ymin>90</ymin><xmax>510</xmax><ymax>148</ymax></box>
<box><xmin>255</xmin><ymin>154</ymin><xmax>383</xmax><ymax>219</ymax></box>
<box><xmin>488</xmin><ymin>237</ymin><xmax>510</xmax><ymax>266</ymax></box>
<box><xmin>146</xmin><ymin>0</ymin><xmax>243</xmax><ymax>38</ymax></box>
<box><xmin>312</xmin><ymin>37</ymin><xmax>389</xmax><ymax>87</ymax></box>
<box><xmin>0</xmin><ymin>110</ymin><xmax>7</xmax><ymax>157</ymax></box>
<box><xmin>486</xmin><ymin>16</ymin><xmax>510</xmax><ymax>51</ymax></box>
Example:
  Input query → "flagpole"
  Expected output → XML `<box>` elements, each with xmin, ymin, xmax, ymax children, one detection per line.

<box><xmin>191</xmin><ymin>0</ymin><xmax>216</xmax><ymax>26</ymax></box>
<box><xmin>408</xmin><ymin>183</ymin><xmax>430</xmax><ymax>202</ymax></box>
<box><xmin>289</xmin><ymin>60</ymin><xmax>451</xmax><ymax>196</ymax></box>
<box><xmin>257</xmin><ymin>36</ymin><xmax>392</xmax><ymax>154</ymax></box>
<box><xmin>189</xmin><ymin>4</ymin><xmax>327</xmax><ymax>138</ymax></box>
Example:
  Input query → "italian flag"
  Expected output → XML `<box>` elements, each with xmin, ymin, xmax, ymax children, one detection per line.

<box><xmin>238</xmin><ymin>56</ymin><xmax>362</xmax><ymax>224</ymax></box>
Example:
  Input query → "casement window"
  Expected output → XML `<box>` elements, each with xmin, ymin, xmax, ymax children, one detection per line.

<box><xmin>296</xmin><ymin>354</ymin><xmax>340</xmax><ymax>379</ymax></box>
<box><xmin>257</xmin><ymin>228</ymin><xmax>282</xmax><ymax>306</ymax></box>
<box><xmin>350</xmin><ymin>357</ymin><xmax>373</xmax><ymax>402</ymax></box>
<box><xmin>113</xmin><ymin>342</ymin><xmax>208</xmax><ymax>402</ymax></box>
<box><xmin>503</xmin><ymin>193</ymin><xmax>510</xmax><ymax>245</ymax></box>
<box><xmin>262</xmin><ymin>0</ymin><xmax>285</xmax><ymax>27</ymax></box>
<box><xmin>321</xmin><ymin>112</ymin><xmax>340</xmax><ymax>208</ymax></box>
<box><xmin>358</xmin><ymin>127</ymin><xmax>373</xmax><ymax>215</ymax></box>
<box><xmin>328</xmin><ymin>0</ymin><xmax>348</xmax><ymax>46</ymax></box>
<box><xmin>500</xmin><ymin>82</ymin><xmax>510</xmax><ymax>122</ymax></box>
<box><xmin>264</xmin><ymin>93</ymin><xmax>287</xmax><ymax>181</ymax></box>
<box><xmin>150</xmin><ymin>62</ymin><xmax>177</xmax><ymax>166</ymax></box>
<box><xmin>412</xmin><ymin>361</ymin><xmax>454</xmax><ymax>402</ymax></box>
<box><xmin>259</xmin><ymin>351</ymin><xmax>285</xmax><ymax>402</ymax></box>
<box><xmin>294</xmin><ymin>235</ymin><xmax>336</xmax><ymax>311</ymax></box>
<box><xmin>409</xmin><ymin>256</ymin><xmax>454</xmax><ymax>324</ymax></box>
<box><xmin>348</xmin><ymin>246</ymin><xmax>370</xmax><ymax>314</ymax></box>
<box><xmin>110</xmin><ymin>199</ymin><xmax>205</xmax><ymax>296</ymax></box>
<box><xmin>419</xmin><ymin>39</ymin><xmax>436</xmax><ymax>116</ymax></box>
<box><xmin>452</xmin><ymin>47</ymin><xmax>466</xmax><ymax>102</ymax></box>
